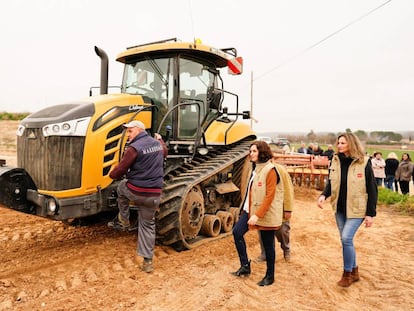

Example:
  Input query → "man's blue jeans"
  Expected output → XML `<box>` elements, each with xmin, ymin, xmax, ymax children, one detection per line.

<box><xmin>335</xmin><ymin>212</ymin><xmax>364</xmax><ymax>272</ymax></box>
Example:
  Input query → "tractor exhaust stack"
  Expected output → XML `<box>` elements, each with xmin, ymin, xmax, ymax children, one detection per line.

<box><xmin>94</xmin><ymin>46</ymin><xmax>109</xmax><ymax>95</ymax></box>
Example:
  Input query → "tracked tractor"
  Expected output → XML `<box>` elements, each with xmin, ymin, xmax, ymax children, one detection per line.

<box><xmin>0</xmin><ymin>38</ymin><xmax>256</xmax><ymax>250</ymax></box>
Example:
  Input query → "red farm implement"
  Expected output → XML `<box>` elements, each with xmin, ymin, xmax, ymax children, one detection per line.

<box><xmin>273</xmin><ymin>153</ymin><xmax>329</xmax><ymax>190</ymax></box>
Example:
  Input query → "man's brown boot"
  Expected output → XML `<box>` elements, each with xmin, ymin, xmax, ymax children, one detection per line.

<box><xmin>351</xmin><ymin>267</ymin><xmax>359</xmax><ymax>282</ymax></box>
<box><xmin>337</xmin><ymin>271</ymin><xmax>353</xmax><ymax>287</ymax></box>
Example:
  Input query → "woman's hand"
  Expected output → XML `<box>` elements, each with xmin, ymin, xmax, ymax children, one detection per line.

<box><xmin>284</xmin><ymin>211</ymin><xmax>292</xmax><ymax>220</ymax></box>
<box><xmin>247</xmin><ymin>214</ymin><xmax>258</xmax><ymax>225</ymax></box>
<box><xmin>364</xmin><ymin>216</ymin><xmax>374</xmax><ymax>227</ymax></box>
<box><xmin>317</xmin><ymin>195</ymin><xmax>326</xmax><ymax>209</ymax></box>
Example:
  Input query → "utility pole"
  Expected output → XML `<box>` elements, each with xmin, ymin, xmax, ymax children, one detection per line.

<box><xmin>250</xmin><ymin>71</ymin><xmax>253</xmax><ymax>129</ymax></box>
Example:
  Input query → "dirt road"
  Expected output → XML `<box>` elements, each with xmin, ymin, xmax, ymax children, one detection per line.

<box><xmin>1</xmin><ymin>120</ymin><xmax>413</xmax><ymax>310</ymax></box>
<box><xmin>0</xmin><ymin>186</ymin><xmax>413</xmax><ymax>311</ymax></box>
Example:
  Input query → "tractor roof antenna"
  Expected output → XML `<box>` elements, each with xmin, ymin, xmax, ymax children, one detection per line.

<box><xmin>185</xmin><ymin>1</ymin><xmax>205</xmax><ymax>48</ymax></box>
<box><xmin>188</xmin><ymin>0</ymin><xmax>197</xmax><ymax>46</ymax></box>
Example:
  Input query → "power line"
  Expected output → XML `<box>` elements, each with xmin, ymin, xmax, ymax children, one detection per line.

<box><xmin>188</xmin><ymin>0</ymin><xmax>196</xmax><ymax>42</ymax></box>
<box><xmin>254</xmin><ymin>0</ymin><xmax>393</xmax><ymax>82</ymax></box>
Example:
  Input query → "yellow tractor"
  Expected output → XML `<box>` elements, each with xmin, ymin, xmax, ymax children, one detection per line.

<box><xmin>0</xmin><ymin>38</ymin><xmax>256</xmax><ymax>250</ymax></box>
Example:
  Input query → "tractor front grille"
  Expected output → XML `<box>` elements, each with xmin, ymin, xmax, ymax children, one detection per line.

<box><xmin>17</xmin><ymin>129</ymin><xmax>85</xmax><ymax>191</ymax></box>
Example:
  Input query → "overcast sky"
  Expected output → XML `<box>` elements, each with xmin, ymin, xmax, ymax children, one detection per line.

<box><xmin>0</xmin><ymin>0</ymin><xmax>412</xmax><ymax>134</ymax></box>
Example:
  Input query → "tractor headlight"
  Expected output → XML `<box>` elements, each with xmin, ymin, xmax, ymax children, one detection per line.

<box><xmin>47</xmin><ymin>198</ymin><xmax>57</xmax><ymax>215</ymax></box>
<box><xmin>16</xmin><ymin>125</ymin><xmax>25</xmax><ymax>137</ymax></box>
<box><xmin>62</xmin><ymin>123</ymin><xmax>70</xmax><ymax>131</ymax></box>
<box><xmin>197</xmin><ymin>147</ymin><xmax>208</xmax><ymax>155</ymax></box>
<box><xmin>42</xmin><ymin>117</ymin><xmax>91</xmax><ymax>137</ymax></box>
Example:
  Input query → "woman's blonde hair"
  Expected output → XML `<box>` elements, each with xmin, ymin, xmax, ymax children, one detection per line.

<box><xmin>336</xmin><ymin>132</ymin><xmax>365</xmax><ymax>162</ymax></box>
<box><xmin>387</xmin><ymin>152</ymin><xmax>398</xmax><ymax>160</ymax></box>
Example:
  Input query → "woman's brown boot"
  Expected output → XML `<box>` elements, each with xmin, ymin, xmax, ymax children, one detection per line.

<box><xmin>337</xmin><ymin>271</ymin><xmax>353</xmax><ymax>287</ymax></box>
<box><xmin>351</xmin><ymin>267</ymin><xmax>359</xmax><ymax>282</ymax></box>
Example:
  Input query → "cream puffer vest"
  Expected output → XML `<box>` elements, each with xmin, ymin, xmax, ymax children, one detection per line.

<box><xmin>250</xmin><ymin>162</ymin><xmax>284</xmax><ymax>227</ymax></box>
<box><xmin>329</xmin><ymin>155</ymin><xmax>369</xmax><ymax>218</ymax></box>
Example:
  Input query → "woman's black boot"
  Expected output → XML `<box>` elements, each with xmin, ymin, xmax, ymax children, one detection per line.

<box><xmin>231</xmin><ymin>260</ymin><xmax>251</xmax><ymax>277</ymax></box>
<box><xmin>257</xmin><ymin>275</ymin><xmax>274</xmax><ymax>286</ymax></box>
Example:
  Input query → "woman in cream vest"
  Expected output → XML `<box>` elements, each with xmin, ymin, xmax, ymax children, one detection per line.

<box><xmin>317</xmin><ymin>133</ymin><xmax>377</xmax><ymax>287</ymax></box>
<box><xmin>231</xmin><ymin>141</ymin><xmax>283</xmax><ymax>286</ymax></box>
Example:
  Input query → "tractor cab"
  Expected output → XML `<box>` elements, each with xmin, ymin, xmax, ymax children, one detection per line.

<box><xmin>120</xmin><ymin>53</ymin><xmax>214</xmax><ymax>140</ymax></box>
<box><xmin>116</xmin><ymin>38</ymin><xmax>249</xmax><ymax>166</ymax></box>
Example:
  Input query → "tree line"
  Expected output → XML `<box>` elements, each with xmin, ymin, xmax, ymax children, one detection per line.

<box><xmin>0</xmin><ymin>112</ymin><xmax>30</xmax><ymax>121</ymax></box>
<box><xmin>281</xmin><ymin>128</ymin><xmax>407</xmax><ymax>145</ymax></box>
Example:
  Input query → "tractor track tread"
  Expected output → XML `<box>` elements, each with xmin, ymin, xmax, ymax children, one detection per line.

<box><xmin>156</xmin><ymin>139</ymin><xmax>253</xmax><ymax>250</ymax></box>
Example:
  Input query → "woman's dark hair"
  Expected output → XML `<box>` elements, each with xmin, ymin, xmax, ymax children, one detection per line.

<box><xmin>250</xmin><ymin>141</ymin><xmax>273</xmax><ymax>163</ymax></box>
<box><xmin>401</xmin><ymin>153</ymin><xmax>412</xmax><ymax>162</ymax></box>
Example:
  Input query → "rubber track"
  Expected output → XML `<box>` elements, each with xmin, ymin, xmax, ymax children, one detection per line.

<box><xmin>156</xmin><ymin>139</ymin><xmax>253</xmax><ymax>251</ymax></box>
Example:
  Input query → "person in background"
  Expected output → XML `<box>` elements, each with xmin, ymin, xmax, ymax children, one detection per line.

<box><xmin>395</xmin><ymin>153</ymin><xmax>413</xmax><ymax>195</ymax></box>
<box><xmin>384</xmin><ymin>152</ymin><xmax>399</xmax><ymax>191</ymax></box>
<box><xmin>107</xmin><ymin>120</ymin><xmax>167</xmax><ymax>273</ymax></box>
<box><xmin>257</xmin><ymin>206</ymin><xmax>292</xmax><ymax>262</ymax></box>
<box><xmin>311</xmin><ymin>143</ymin><xmax>324</xmax><ymax>156</ymax></box>
<box><xmin>231</xmin><ymin>141</ymin><xmax>283</xmax><ymax>286</ymax></box>
<box><xmin>371</xmin><ymin>152</ymin><xmax>386</xmax><ymax>187</ymax></box>
<box><xmin>307</xmin><ymin>143</ymin><xmax>315</xmax><ymax>155</ymax></box>
<box><xmin>317</xmin><ymin>132</ymin><xmax>377</xmax><ymax>288</ymax></box>
<box><xmin>322</xmin><ymin>144</ymin><xmax>335</xmax><ymax>160</ymax></box>
<box><xmin>282</xmin><ymin>144</ymin><xmax>291</xmax><ymax>153</ymax></box>
<box><xmin>297</xmin><ymin>142</ymin><xmax>308</xmax><ymax>154</ymax></box>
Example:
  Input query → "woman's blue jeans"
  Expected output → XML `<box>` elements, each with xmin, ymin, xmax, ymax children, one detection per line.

<box><xmin>232</xmin><ymin>212</ymin><xmax>250</xmax><ymax>266</ymax></box>
<box><xmin>335</xmin><ymin>212</ymin><xmax>364</xmax><ymax>272</ymax></box>
<box><xmin>384</xmin><ymin>175</ymin><xmax>395</xmax><ymax>191</ymax></box>
<box><xmin>233</xmin><ymin>211</ymin><xmax>276</xmax><ymax>277</ymax></box>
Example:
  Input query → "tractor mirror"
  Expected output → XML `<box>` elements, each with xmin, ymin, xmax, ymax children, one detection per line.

<box><xmin>242</xmin><ymin>111</ymin><xmax>251</xmax><ymax>119</ymax></box>
<box><xmin>206</xmin><ymin>87</ymin><xmax>222</xmax><ymax>110</ymax></box>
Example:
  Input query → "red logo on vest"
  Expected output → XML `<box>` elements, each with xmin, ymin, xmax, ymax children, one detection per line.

<box><xmin>357</xmin><ymin>173</ymin><xmax>363</xmax><ymax>178</ymax></box>
<box><xmin>258</xmin><ymin>181</ymin><xmax>263</xmax><ymax>187</ymax></box>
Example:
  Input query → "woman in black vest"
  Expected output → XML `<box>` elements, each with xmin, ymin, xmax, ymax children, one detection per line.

<box><xmin>317</xmin><ymin>133</ymin><xmax>377</xmax><ymax>287</ymax></box>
